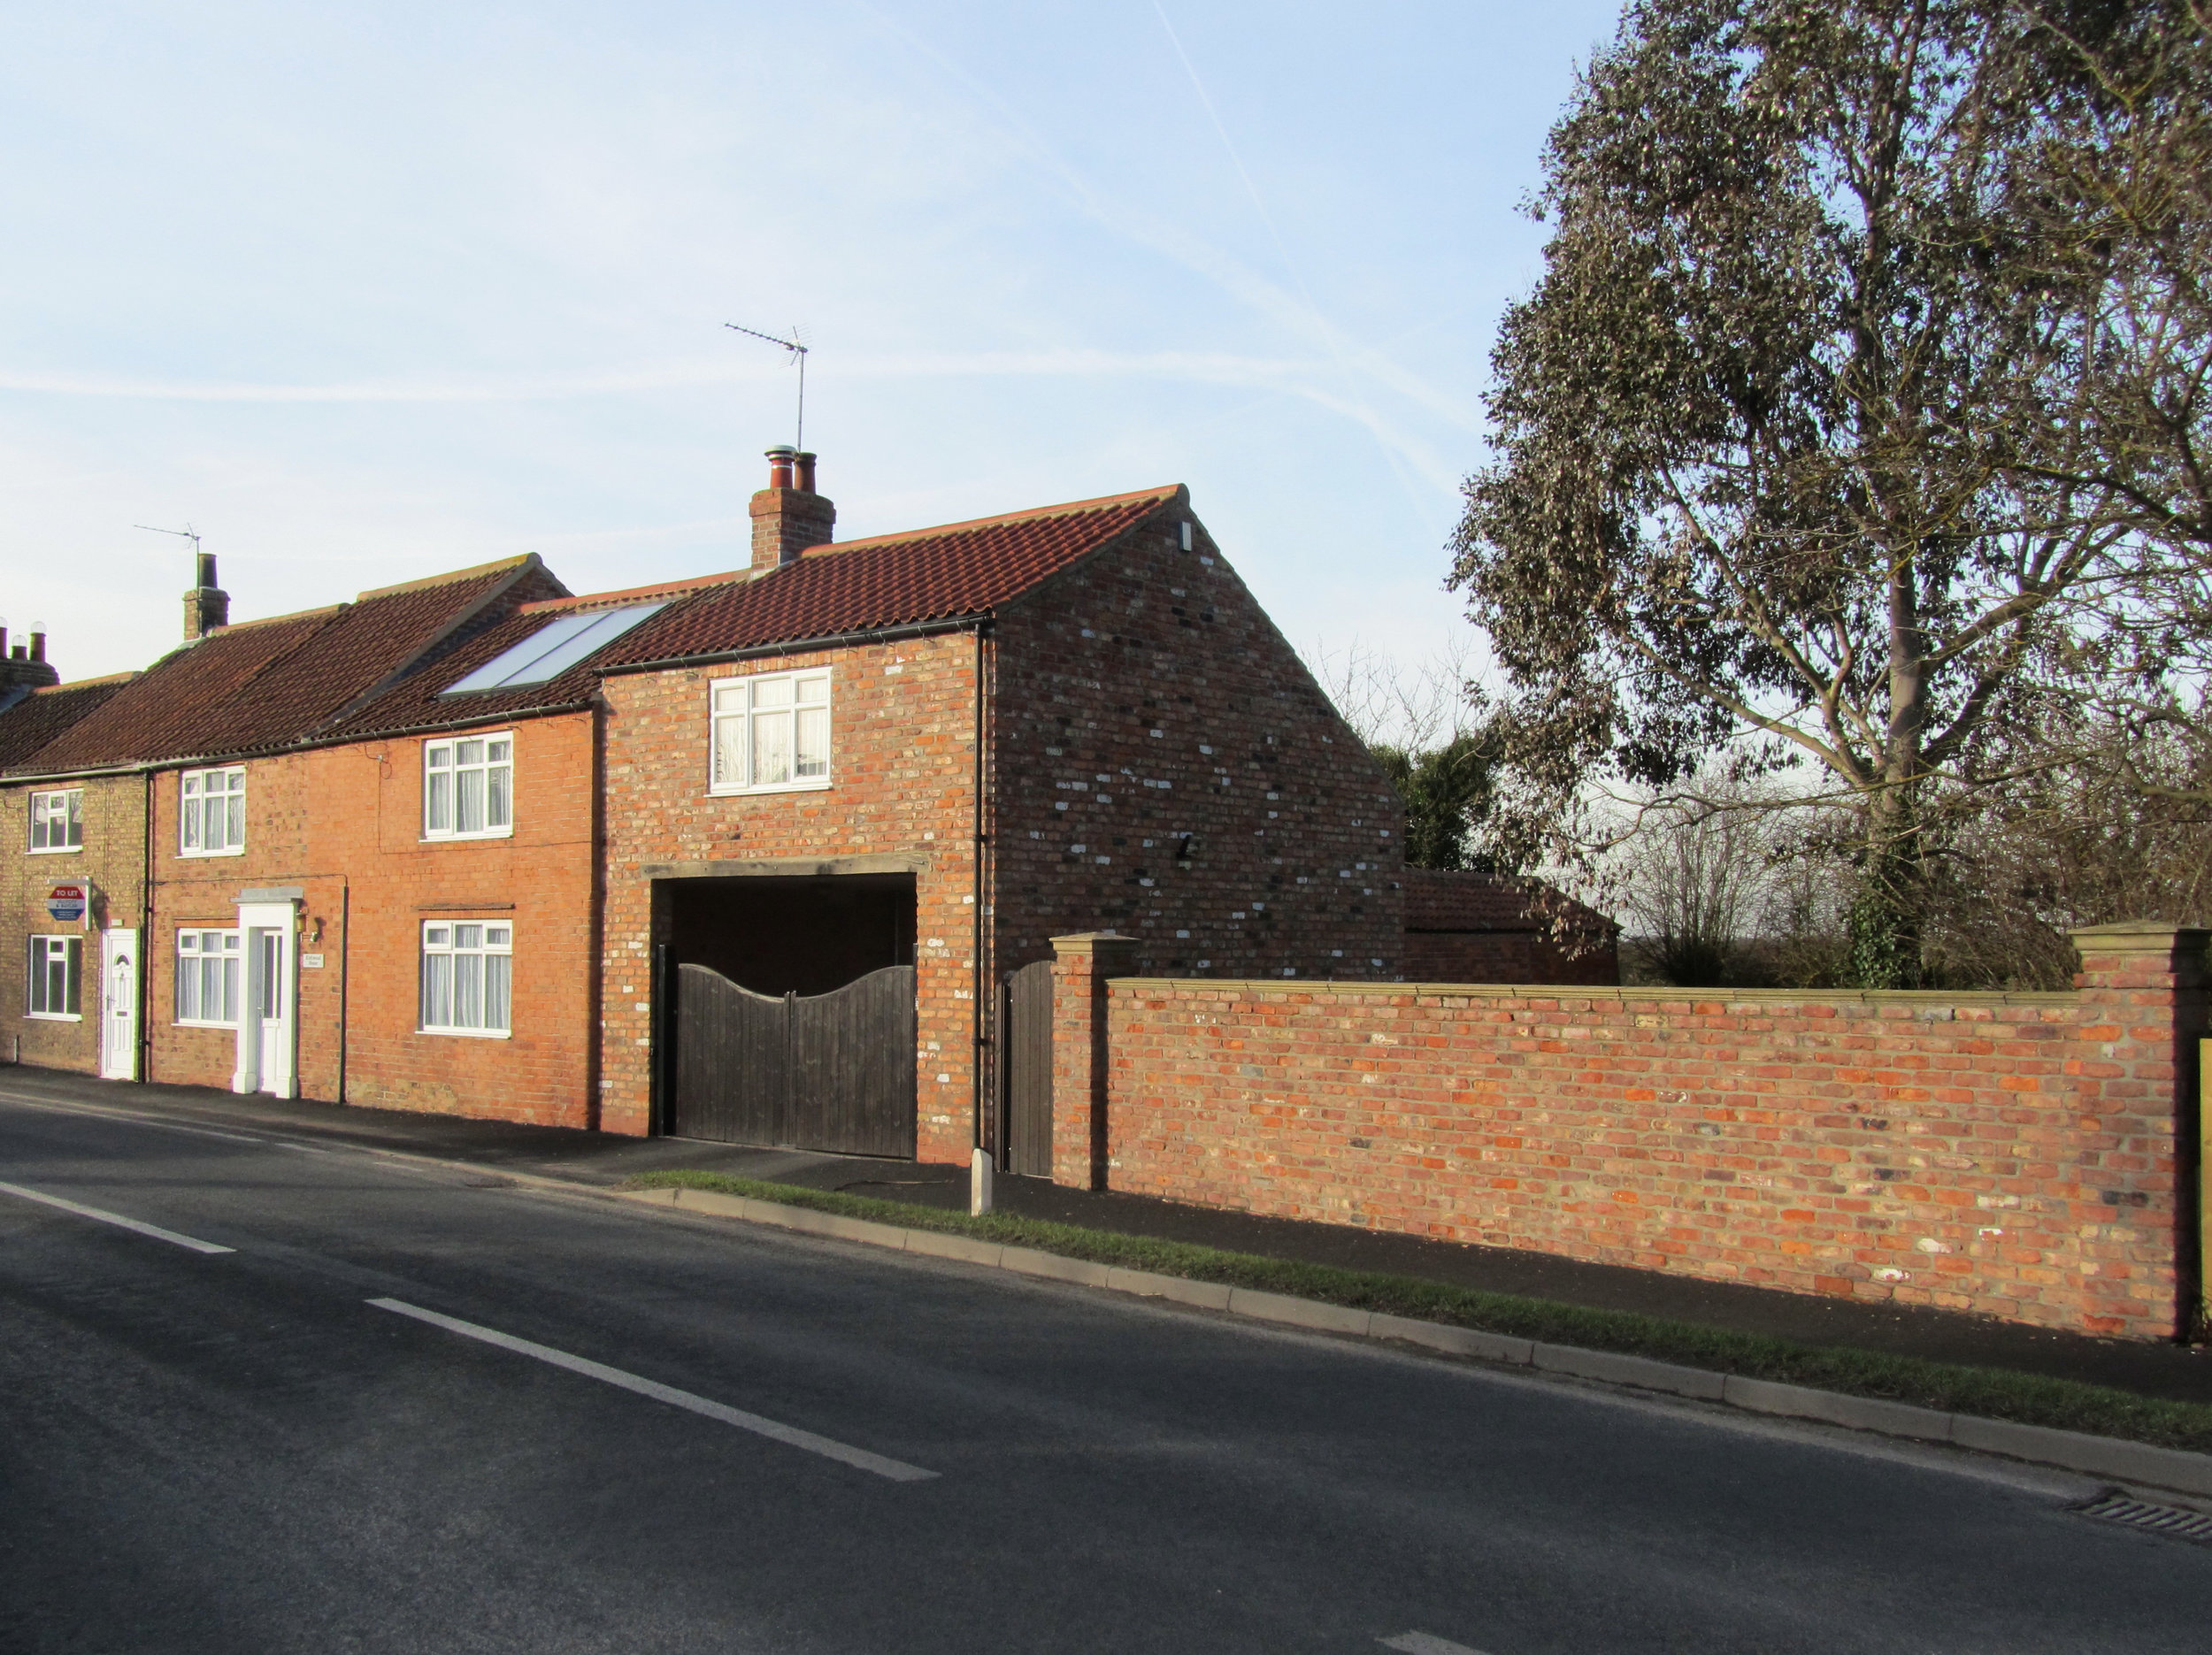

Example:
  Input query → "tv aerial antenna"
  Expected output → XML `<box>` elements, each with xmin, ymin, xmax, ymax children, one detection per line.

<box><xmin>724</xmin><ymin>322</ymin><xmax>810</xmax><ymax>450</ymax></box>
<box><xmin>135</xmin><ymin>522</ymin><xmax>203</xmax><ymax>561</ymax></box>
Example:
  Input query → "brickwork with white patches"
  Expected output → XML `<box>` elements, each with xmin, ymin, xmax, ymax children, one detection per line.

<box><xmin>990</xmin><ymin>510</ymin><xmax>1404</xmax><ymax>982</ymax></box>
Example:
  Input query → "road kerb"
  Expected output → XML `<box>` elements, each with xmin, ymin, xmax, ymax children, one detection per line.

<box><xmin>558</xmin><ymin>1181</ymin><xmax>2212</xmax><ymax>1499</ymax></box>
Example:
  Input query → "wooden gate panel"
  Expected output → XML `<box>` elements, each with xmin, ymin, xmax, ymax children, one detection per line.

<box><xmin>673</xmin><ymin>962</ymin><xmax>914</xmax><ymax>1155</ymax></box>
<box><xmin>1004</xmin><ymin>959</ymin><xmax>1054</xmax><ymax>1177</ymax></box>
<box><xmin>792</xmin><ymin>965</ymin><xmax>917</xmax><ymax>1158</ymax></box>
<box><xmin>672</xmin><ymin>964</ymin><xmax>787</xmax><ymax>1145</ymax></box>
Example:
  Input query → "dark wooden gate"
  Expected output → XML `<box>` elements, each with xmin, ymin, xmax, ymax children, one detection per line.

<box><xmin>671</xmin><ymin>963</ymin><xmax>916</xmax><ymax>1156</ymax></box>
<box><xmin>1002</xmin><ymin>959</ymin><xmax>1054</xmax><ymax>1177</ymax></box>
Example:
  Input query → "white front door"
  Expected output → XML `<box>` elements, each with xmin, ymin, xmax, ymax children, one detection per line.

<box><xmin>234</xmin><ymin>901</ymin><xmax>296</xmax><ymax>1098</ymax></box>
<box><xmin>254</xmin><ymin>929</ymin><xmax>284</xmax><ymax>1090</ymax></box>
<box><xmin>100</xmin><ymin>930</ymin><xmax>138</xmax><ymax>1081</ymax></box>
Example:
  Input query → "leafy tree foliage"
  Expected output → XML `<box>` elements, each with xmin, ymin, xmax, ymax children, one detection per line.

<box><xmin>1371</xmin><ymin>732</ymin><xmax>1499</xmax><ymax>870</ymax></box>
<box><xmin>1450</xmin><ymin>0</ymin><xmax>2212</xmax><ymax>984</ymax></box>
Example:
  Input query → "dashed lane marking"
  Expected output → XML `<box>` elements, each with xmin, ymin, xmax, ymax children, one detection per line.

<box><xmin>366</xmin><ymin>1298</ymin><xmax>940</xmax><ymax>1483</ymax></box>
<box><xmin>1380</xmin><ymin>1635</ymin><xmax>1491</xmax><ymax>1655</ymax></box>
<box><xmin>0</xmin><ymin>1179</ymin><xmax>236</xmax><ymax>1254</ymax></box>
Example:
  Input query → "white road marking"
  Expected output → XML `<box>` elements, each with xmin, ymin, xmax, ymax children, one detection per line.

<box><xmin>366</xmin><ymin>1298</ymin><xmax>940</xmax><ymax>1483</ymax></box>
<box><xmin>1380</xmin><ymin>1635</ymin><xmax>1491</xmax><ymax>1655</ymax></box>
<box><xmin>0</xmin><ymin>1179</ymin><xmax>235</xmax><ymax>1254</ymax></box>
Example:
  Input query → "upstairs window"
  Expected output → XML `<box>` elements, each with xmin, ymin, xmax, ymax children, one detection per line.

<box><xmin>176</xmin><ymin>930</ymin><xmax>242</xmax><ymax>1026</ymax></box>
<box><xmin>180</xmin><ymin>767</ymin><xmax>245</xmax><ymax>855</ymax></box>
<box><xmin>27</xmin><ymin>936</ymin><xmax>81</xmax><ymax>1019</ymax></box>
<box><xmin>29</xmin><ymin>789</ymin><xmax>81</xmax><ymax>852</ymax></box>
<box><xmin>421</xmin><ymin>922</ymin><xmax>512</xmax><ymax>1036</ymax></box>
<box><xmin>425</xmin><ymin>734</ymin><xmax>513</xmax><ymax>839</ymax></box>
<box><xmin>710</xmin><ymin>670</ymin><xmax>831</xmax><ymax>793</ymax></box>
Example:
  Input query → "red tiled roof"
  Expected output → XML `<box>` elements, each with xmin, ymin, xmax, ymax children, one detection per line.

<box><xmin>600</xmin><ymin>485</ymin><xmax>1183</xmax><ymax>670</ymax></box>
<box><xmin>9</xmin><ymin>559</ymin><xmax>541</xmax><ymax>776</ymax></box>
<box><xmin>0</xmin><ymin>675</ymin><xmax>137</xmax><ymax>770</ymax></box>
<box><xmin>1403</xmin><ymin>868</ymin><xmax>1617</xmax><ymax>937</ymax></box>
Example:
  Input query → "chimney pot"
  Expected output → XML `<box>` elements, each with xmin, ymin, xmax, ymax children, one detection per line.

<box><xmin>749</xmin><ymin>447</ymin><xmax>835</xmax><ymax>573</ymax></box>
<box><xmin>27</xmin><ymin>629</ymin><xmax>45</xmax><ymax>663</ymax></box>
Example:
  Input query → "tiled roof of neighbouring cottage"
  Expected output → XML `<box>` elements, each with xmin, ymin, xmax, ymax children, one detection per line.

<box><xmin>596</xmin><ymin>484</ymin><xmax>1185</xmax><ymax>671</ymax></box>
<box><xmin>6</xmin><ymin>556</ymin><xmax>557</xmax><ymax>777</ymax></box>
<box><xmin>0</xmin><ymin>675</ymin><xmax>138</xmax><ymax>770</ymax></box>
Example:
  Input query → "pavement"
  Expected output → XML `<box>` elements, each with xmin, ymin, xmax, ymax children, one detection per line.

<box><xmin>4</xmin><ymin>1079</ymin><xmax>2208</xmax><ymax>1654</ymax></box>
<box><xmin>5</xmin><ymin>1061</ymin><xmax>2209</xmax><ymax>1406</ymax></box>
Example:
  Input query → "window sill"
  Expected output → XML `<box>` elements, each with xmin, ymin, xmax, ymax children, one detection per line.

<box><xmin>177</xmin><ymin>847</ymin><xmax>246</xmax><ymax>859</ymax></box>
<box><xmin>708</xmin><ymin>778</ymin><xmax>833</xmax><ymax>798</ymax></box>
<box><xmin>27</xmin><ymin>845</ymin><xmax>82</xmax><ymax>855</ymax></box>
<box><xmin>24</xmin><ymin>1012</ymin><xmax>82</xmax><ymax>1023</ymax></box>
<box><xmin>421</xmin><ymin>828</ymin><xmax>517</xmax><ymax>843</ymax></box>
<box><xmin>419</xmin><ymin>1026</ymin><xmax>512</xmax><ymax>1039</ymax></box>
<box><xmin>173</xmin><ymin>1019</ymin><xmax>238</xmax><ymax>1031</ymax></box>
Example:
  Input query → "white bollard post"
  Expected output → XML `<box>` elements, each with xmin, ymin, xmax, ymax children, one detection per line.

<box><xmin>970</xmin><ymin>1146</ymin><xmax>995</xmax><ymax>1216</ymax></box>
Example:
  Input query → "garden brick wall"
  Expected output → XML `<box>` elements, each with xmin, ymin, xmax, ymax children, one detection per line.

<box><xmin>1060</xmin><ymin>923</ymin><xmax>2206</xmax><ymax>1340</ymax></box>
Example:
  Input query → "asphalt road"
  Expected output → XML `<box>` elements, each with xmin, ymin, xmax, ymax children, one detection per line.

<box><xmin>3</xmin><ymin>1088</ymin><xmax>2207</xmax><ymax>1655</ymax></box>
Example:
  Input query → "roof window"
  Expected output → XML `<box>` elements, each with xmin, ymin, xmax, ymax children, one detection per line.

<box><xmin>443</xmin><ymin>602</ymin><xmax>667</xmax><ymax>693</ymax></box>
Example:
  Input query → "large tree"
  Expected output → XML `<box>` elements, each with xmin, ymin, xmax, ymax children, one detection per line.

<box><xmin>1450</xmin><ymin>0</ymin><xmax>2211</xmax><ymax>984</ymax></box>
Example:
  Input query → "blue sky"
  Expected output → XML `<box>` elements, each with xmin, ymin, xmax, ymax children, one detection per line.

<box><xmin>4</xmin><ymin>0</ymin><xmax>1626</xmax><ymax>686</ymax></box>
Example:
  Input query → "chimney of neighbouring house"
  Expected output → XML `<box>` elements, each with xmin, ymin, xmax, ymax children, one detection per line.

<box><xmin>0</xmin><ymin>616</ymin><xmax>60</xmax><ymax>691</ymax></box>
<box><xmin>183</xmin><ymin>550</ymin><xmax>230</xmax><ymax>640</ymax></box>
<box><xmin>749</xmin><ymin>445</ymin><xmax>835</xmax><ymax>574</ymax></box>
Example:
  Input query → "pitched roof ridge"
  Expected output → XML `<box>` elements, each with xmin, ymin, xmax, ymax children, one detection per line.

<box><xmin>518</xmin><ymin>570</ymin><xmax>744</xmax><ymax>614</ymax></box>
<box><xmin>804</xmin><ymin>484</ymin><xmax>1181</xmax><ymax>558</ymax></box>
<box><xmin>34</xmin><ymin>671</ymin><xmax>139</xmax><ymax>693</ymax></box>
<box><xmin>205</xmin><ymin>602</ymin><xmax>349</xmax><ymax>634</ymax></box>
<box><xmin>356</xmin><ymin>552</ymin><xmax>541</xmax><ymax>601</ymax></box>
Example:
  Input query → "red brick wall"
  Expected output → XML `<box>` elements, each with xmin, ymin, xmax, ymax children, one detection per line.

<box><xmin>143</xmin><ymin>716</ymin><xmax>598</xmax><ymax>1125</ymax></box>
<box><xmin>2</xmin><ymin>775</ymin><xmax>149</xmax><ymax>1075</ymax></box>
<box><xmin>992</xmin><ymin>510</ymin><xmax>1404</xmax><ymax>984</ymax></box>
<box><xmin>597</xmin><ymin>631</ymin><xmax>983</xmax><ymax>1156</ymax></box>
<box><xmin>1075</xmin><ymin>926</ymin><xmax>2205</xmax><ymax>1339</ymax></box>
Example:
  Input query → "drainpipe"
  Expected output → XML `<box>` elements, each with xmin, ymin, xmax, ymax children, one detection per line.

<box><xmin>139</xmin><ymin>769</ymin><xmax>154</xmax><ymax>1083</ymax></box>
<box><xmin>335</xmin><ymin>884</ymin><xmax>350</xmax><ymax>1105</ymax></box>
<box><xmin>971</xmin><ymin>621</ymin><xmax>992</xmax><ymax>1159</ymax></box>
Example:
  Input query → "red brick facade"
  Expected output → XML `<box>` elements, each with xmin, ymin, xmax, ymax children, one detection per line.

<box><xmin>2</xmin><ymin>772</ymin><xmax>150</xmax><ymax>1075</ymax></box>
<box><xmin>596</xmin><ymin>631</ymin><xmax>987</xmax><ymax>1153</ymax></box>
<box><xmin>1051</xmin><ymin>923</ymin><xmax>2208</xmax><ymax>1340</ymax></box>
<box><xmin>135</xmin><ymin>713</ymin><xmax>599</xmax><ymax>1124</ymax></box>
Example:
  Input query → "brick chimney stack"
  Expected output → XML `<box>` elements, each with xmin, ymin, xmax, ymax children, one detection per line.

<box><xmin>183</xmin><ymin>550</ymin><xmax>230</xmax><ymax>640</ymax></box>
<box><xmin>749</xmin><ymin>446</ymin><xmax>835</xmax><ymax>574</ymax></box>
<box><xmin>0</xmin><ymin>617</ymin><xmax>60</xmax><ymax>691</ymax></box>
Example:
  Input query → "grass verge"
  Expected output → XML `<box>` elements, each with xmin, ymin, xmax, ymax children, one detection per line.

<box><xmin>626</xmin><ymin>1168</ymin><xmax>2212</xmax><ymax>1455</ymax></box>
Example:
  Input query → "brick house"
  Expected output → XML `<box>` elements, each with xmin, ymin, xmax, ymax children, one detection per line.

<box><xmin>6</xmin><ymin>452</ymin><xmax>1418</xmax><ymax>1167</ymax></box>
<box><xmin>583</xmin><ymin>454</ymin><xmax>1405</xmax><ymax>1163</ymax></box>
<box><xmin>3</xmin><ymin>554</ymin><xmax>573</xmax><ymax>1096</ymax></box>
<box><xmin>0</xmin><ymin>624</ymin><xmax>138</xmax><ymax>1072</ymax></box>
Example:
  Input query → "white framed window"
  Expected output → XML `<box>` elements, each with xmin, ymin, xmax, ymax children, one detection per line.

<box><xmin>424</xmin><ymin>733</ymin><xmax>514</xmax><ymax>839</ymax></box>
<box><xmin>175</xmin><ymin>929</ymin><xmax>242</xmax><ymax>1026</ymax></box>
<box><xmin>420</xmin><ymin>921</ymin><xmax>512</xmax><ymax>1037</ymax></box>
<box><xmin>29</xmin><ymin>789</ymin><xmax>82</xmax><ymax>852</ymax></box>
<box><xmin>179</xmin><ymin>767</ymin><xmax>246</xmax><ymax>856</ymax></box>
<box><xmin>710</xmin><ymin>669</ymin><xmax>831</xmax><ymax>794</ymax></box>
<box><xmin>27</xmin><ymin>936</ymin><xmax>81</xmax><ymax>1020</ymax></box>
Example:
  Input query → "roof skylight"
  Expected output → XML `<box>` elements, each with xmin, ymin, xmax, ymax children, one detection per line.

<box><xmin>443</xmin><ymin>601</ymin><xmax>667</xmax><ymax>693</ymax></box>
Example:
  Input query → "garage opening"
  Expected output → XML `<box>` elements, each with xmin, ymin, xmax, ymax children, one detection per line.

<box><xmin>659</xmin><ymin>873</ymin><xmax>918</xmax><ymax>1155</ymax></box>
